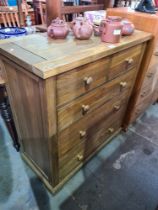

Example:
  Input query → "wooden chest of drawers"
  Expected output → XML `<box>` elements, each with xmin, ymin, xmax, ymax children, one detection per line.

<box><xmin>0</xmin><ymin>31</ymin><xmax>151</xmax><ymax>192</ymax></box>
<box><xmin>107</xmin><ymin>8</ymin><xmax>158</xmax><ymax>126</ymax></box>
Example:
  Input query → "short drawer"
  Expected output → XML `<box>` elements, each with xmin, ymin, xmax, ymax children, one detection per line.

<box><xmin>139</xmin><ymin>73</ymin><xmax>155</xmax><ymax>100</ymax></box>
<box><xmin>109</xmin><ymin>44</ymin><xmax>142</xmax><ymax>80</ymax></box>
<box><xmin>139</xmin><ymin>54</ymin><xmax>158</xmax><ymax>100</ymax></box>
<box><xmin>59</xmin><ymin>101</ymin><xmax>127</xmax><ymax>181</ymax></box>
<box><xmin>57</xmin><ymin>57</ymin><xmax>110</xmax><ymax>107</ymax></box>
<box><xmin>58</xmin><ymin>68</ymin><xmax>137</xmax><ymax>131</ymax></box>
<box><xmin>130</xmin><ymin>94</ymin><xmax>152</xmax><ymax>123</ymax></box>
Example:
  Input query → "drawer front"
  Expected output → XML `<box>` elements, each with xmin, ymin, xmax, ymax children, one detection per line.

<box><xmin>59</xmin><ymin>102</ymin><xmax>127</xmax><ymax>181</ymax></box>
<box><xmin>131</xmin><ymin>94</ymin><xmax>152</xmax><ymax>123</ymax></box>
<box><xmin>58</xmin><ymin>92</ymin><xmax>129</xmax><ymax>158</ymax></box>
<box><xmin>152</xmin><ymin>83</ymin><xmax>158</xmax><ymax>103</ymax></box>
<box><xmin>138</xmin><ymin>54</ymin><xmax>158</xmax><ymax>103</ymax></box>
<box><xmin>57</xmin><ymin>57</ymin><xmax>110</xmax><ymax>107</ymax></box>
<box><xmin>109</xmin><ymin>44</ymin><xmax>142</xmax><ymax>80</ymax></box>
<box><xmin>139</xmin><ymin>72</ymin><xmax>155</xmax><ymax>100</ymax></box>
<box><xmin>58</xmin><ymin>68</ymin><xmax>137</xmax><ymax>131</ymax></box>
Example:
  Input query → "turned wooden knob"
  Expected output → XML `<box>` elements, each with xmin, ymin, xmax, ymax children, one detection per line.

<box><xmin>140</xmin><ymin>91</ymin><xmax>146</xmax><ymax>97</ymax></box>
<box><xmin>147</xmin><ymin>72</ymin><xmax>154</xmax><ymax>78</ymax></box>
<box><xmin>125</xmin><ymin>58</ymin><xmax>134</xmax><ymax>65</ymax></box>
<box><xmin>79</xmin><ymin>130</ymin><xmax>86</xmax><ymax>138</ymax></box>
<box><xmin>120</xmin><ymin>82</ymin><xmax>127</xmax><ymax>88</ymax></box>
<box><xmin>114</xmin><ymin>105</ymin><xmax>120</xmax><ymax>111</ymax></box>
<box><xmin>82</xmin><ymin>105</ymin><xmax>90</xmax><ymax>114</ymax></box>
<box><xmin>154</xmin><ymin>51</ymin><xmax>158</xmax><ymax>56</ymax></box>
<box><xmin>135</xmin><ymin>108</ymin><xmax>140</xmax><ymax>115</ymax></box>
<box><xmin>108</xmin><ymin>128</ymin><xmax>114</xmax><ymax>133</ymax></box>
<box><xmin>77</xmin><ymin>154</ymin><xmax>83</xmax><ymax>161</ymax></box>
<box><xmin>84</xmin><ymin>76</ymin><xmax>93</xmax><ymax>85</ymax></box>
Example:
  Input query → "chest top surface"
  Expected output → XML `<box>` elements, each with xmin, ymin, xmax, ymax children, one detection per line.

<box><xmin>0</xmin><ymin>30</ymin><xmax>152</xmax><ymax>79</ymax></box>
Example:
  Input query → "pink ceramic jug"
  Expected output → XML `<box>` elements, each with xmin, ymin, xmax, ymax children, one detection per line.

<box><xmin>100</xmin><ymin>16</ymin><xmax>122</xmax><ymax>43</ymax></box>
<box><xmin>47</xmin><ymin>17</ymin><xmax>69</xmax><ymax>39</ymax></box>
<box><xmin>71</xmin><ymin>15</ymin><xmax>93</xmax><ymax>40</ymax></box>
<box><xmin>121</xmin><ymin>19</ymin><xmax>135</xmax><ymax>36</ymax></box>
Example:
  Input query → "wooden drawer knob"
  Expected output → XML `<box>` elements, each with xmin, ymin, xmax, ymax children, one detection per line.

<box><xmin>154</xmin><ymin>51</ymin><xmax>158</xmax><ymax>56</ymax></box>
<box><xmin>141</xmin><ymin>91</ymin><xmax>146</xmax><ymax>97</ymax></box>
<box><xmin>125</xmin><ymin>58</ymin><xmax>134</xmax><ymax>65</ymax></box>
<box><xmin>82</xmin><ymin>104</ymin><xmax>90</xmax><ymax>114</ymax></box>
<box><xmin>114</xmin><ymin>105</ymin><xmax>120</xmax><ymax>111</ymax></box>
<box><xmin>77</xmin><ymin>154</ymin><xmax>83</xmax><ymax>161</ymax></box>
<box><xmin>147</xmin><ymin>72</ymin><xmax>154</xmax><ymax>78</ymax></box>
<box><xmin>108</xmin><ymin>128</ymin><xmax>114</xmax><ymax>133</ymax></box>
<box><xmin>84</xmin><ymin>77</ymin><xmax>93</xmax><ymax>85</ymax></box>
<box><xmin>79</xmin><ymin>130</ymin><xmax>86</xmax><ymax>138</ymax></box>
<box><xmin>120</xmin><ymin>82</ymin><xmax>127</xmax><ymax>88</ymax></box>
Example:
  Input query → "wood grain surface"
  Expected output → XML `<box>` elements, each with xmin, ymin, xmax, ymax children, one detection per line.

<box><xmin>58</xmin><ymin>96</ymin><xmax>128</xmax><ymax>180</ymax></box>
<box><xmin>58</xmin><ymin>67</ymin><xmax>137</xmax><ymax>131</ymax></box>
<box><xmin>57</xmin><ymin>57</ymin><xmax>110</xmax><ymax>107</ymax></box>
<box><xmin>0</xmin><ymin>30</ymin><xmax>152</xmax><ymax>79</ymax></box>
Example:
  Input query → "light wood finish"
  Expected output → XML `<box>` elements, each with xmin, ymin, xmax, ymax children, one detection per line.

<box><xmin>0</xmin><ymin>31</ymin><xmax>151</xmax><ymax>193</ymax></box>
<box><xmin>39</xmin><ymin>1</ymin><xmax>46</xmax><ymax>24</ymax></box>
<box><xmin>58</xmin><ymin>67</ymin><xmax>137</xmax><ymax>131</ymax></box>
<box><xmin>109</xmin><ymin>44</ymin><xmax>142</xmax><ymax>80</ymax></box>
<box><xmin>57</xmin><ymin>57</ymin><xmax>110</xmax><ymax>106</ymax></box>
<box><xmin>107</xmin><ymin>8</ymin><xmax>158</xmax><ymax>126</ymax></box>
<box><xmin>0</xmin><ymin>10</ymin><xmax>20</xmax><ymax>27</ymax></box>
<box><xmin>59</xmin><ymin>99</ymin><xmax>128</xmax><ymax>180</ymax></box>
<box><xmin>59</xmin><ymin>92</ymin><xmax>130</xmax><ymax>158</ymax></box>
<box><xmin>2</xmin><ymin>60</ymin><xmax>52</xmax><ymax>179</ymax></box>
<box><xmin>0</xmin><ymin>31</ymin><xmax>152</xmax><ymax>79</ymax></box>
<box><xmin>0</xmin><ymin>6</ymin><xmax>35</xmax><ymax>26</ymax></box>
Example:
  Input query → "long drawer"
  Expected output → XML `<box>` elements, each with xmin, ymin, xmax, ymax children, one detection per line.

<box><xmin>58</xmin><ymin>90</ymin><xmax>129</xmax><ymax>157</ymax></box>
<box><xmin>58</xmin><ymin>100</ymin><xmax>127</xmax><ymax>181</ymax></box>
<box><xmin>58</xmin><ymin>68</ymin><xmax>137</xmax><ymax>131</ymax></box>
<box><xmin>57</xmin><ymin>57</ymin><xmax>110</xmax><ymax>107</ymax></box>
<box><xmin>137</xmin><ymin>54</ymin><xmax>158</xmax><ymax>105</ymax></box>
<box><xmin>109</xmin><ymin>44</ymin><xmax>142</xmax><ymax>80</ymax></box>
<box><xmin>130</xmin><ymin>94</ymin><xmax>153</xmax><ymax>123</ymax></box>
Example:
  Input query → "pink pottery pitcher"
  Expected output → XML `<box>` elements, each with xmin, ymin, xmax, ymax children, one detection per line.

<box><xmin>121</xmin><ymin>19</ymin><xmax>135</xmax><ymax>36</ymax></box>
<box><xmin>71</xmin><ymin>15</ymin><xmax>93</xmax><ymax>40</ymax></box>
<box><xmin>100</xmin><ymin>16</ymin><xmax>123</xmax><ymax>43</ymax></box>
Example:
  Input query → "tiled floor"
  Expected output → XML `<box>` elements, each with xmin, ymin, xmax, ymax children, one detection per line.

<box><xmin>0</xmin><ymin>104</ymin><xmax>158</xmax><ymax>210</ymax></box>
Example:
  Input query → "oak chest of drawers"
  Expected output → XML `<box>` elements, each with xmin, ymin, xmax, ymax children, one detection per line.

<box><xmin>0</xmin><ymin>31</ymin><xmax>151</xmax><ymax>192</ymax></box>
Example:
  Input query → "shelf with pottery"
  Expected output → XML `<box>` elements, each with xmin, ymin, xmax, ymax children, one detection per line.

<box><xmin>0</xmin><ymin>17</ymin><xmax>152</xmax><ymax>193</ymax></box>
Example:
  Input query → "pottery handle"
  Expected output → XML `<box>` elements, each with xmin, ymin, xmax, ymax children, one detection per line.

<box><xmin>76</xmin><ymin>26</ymin><xmax>81</xmax><ymax>39</ymax></box>
<box><xmin>101</xmin><ymin>22</ymin><xmax>107</xmax><ymax>35</ymax></box>
<box><xmin>50</xmin><ymin>28</ymin><xmax>54</xmax><ymax>38</ymax></box>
